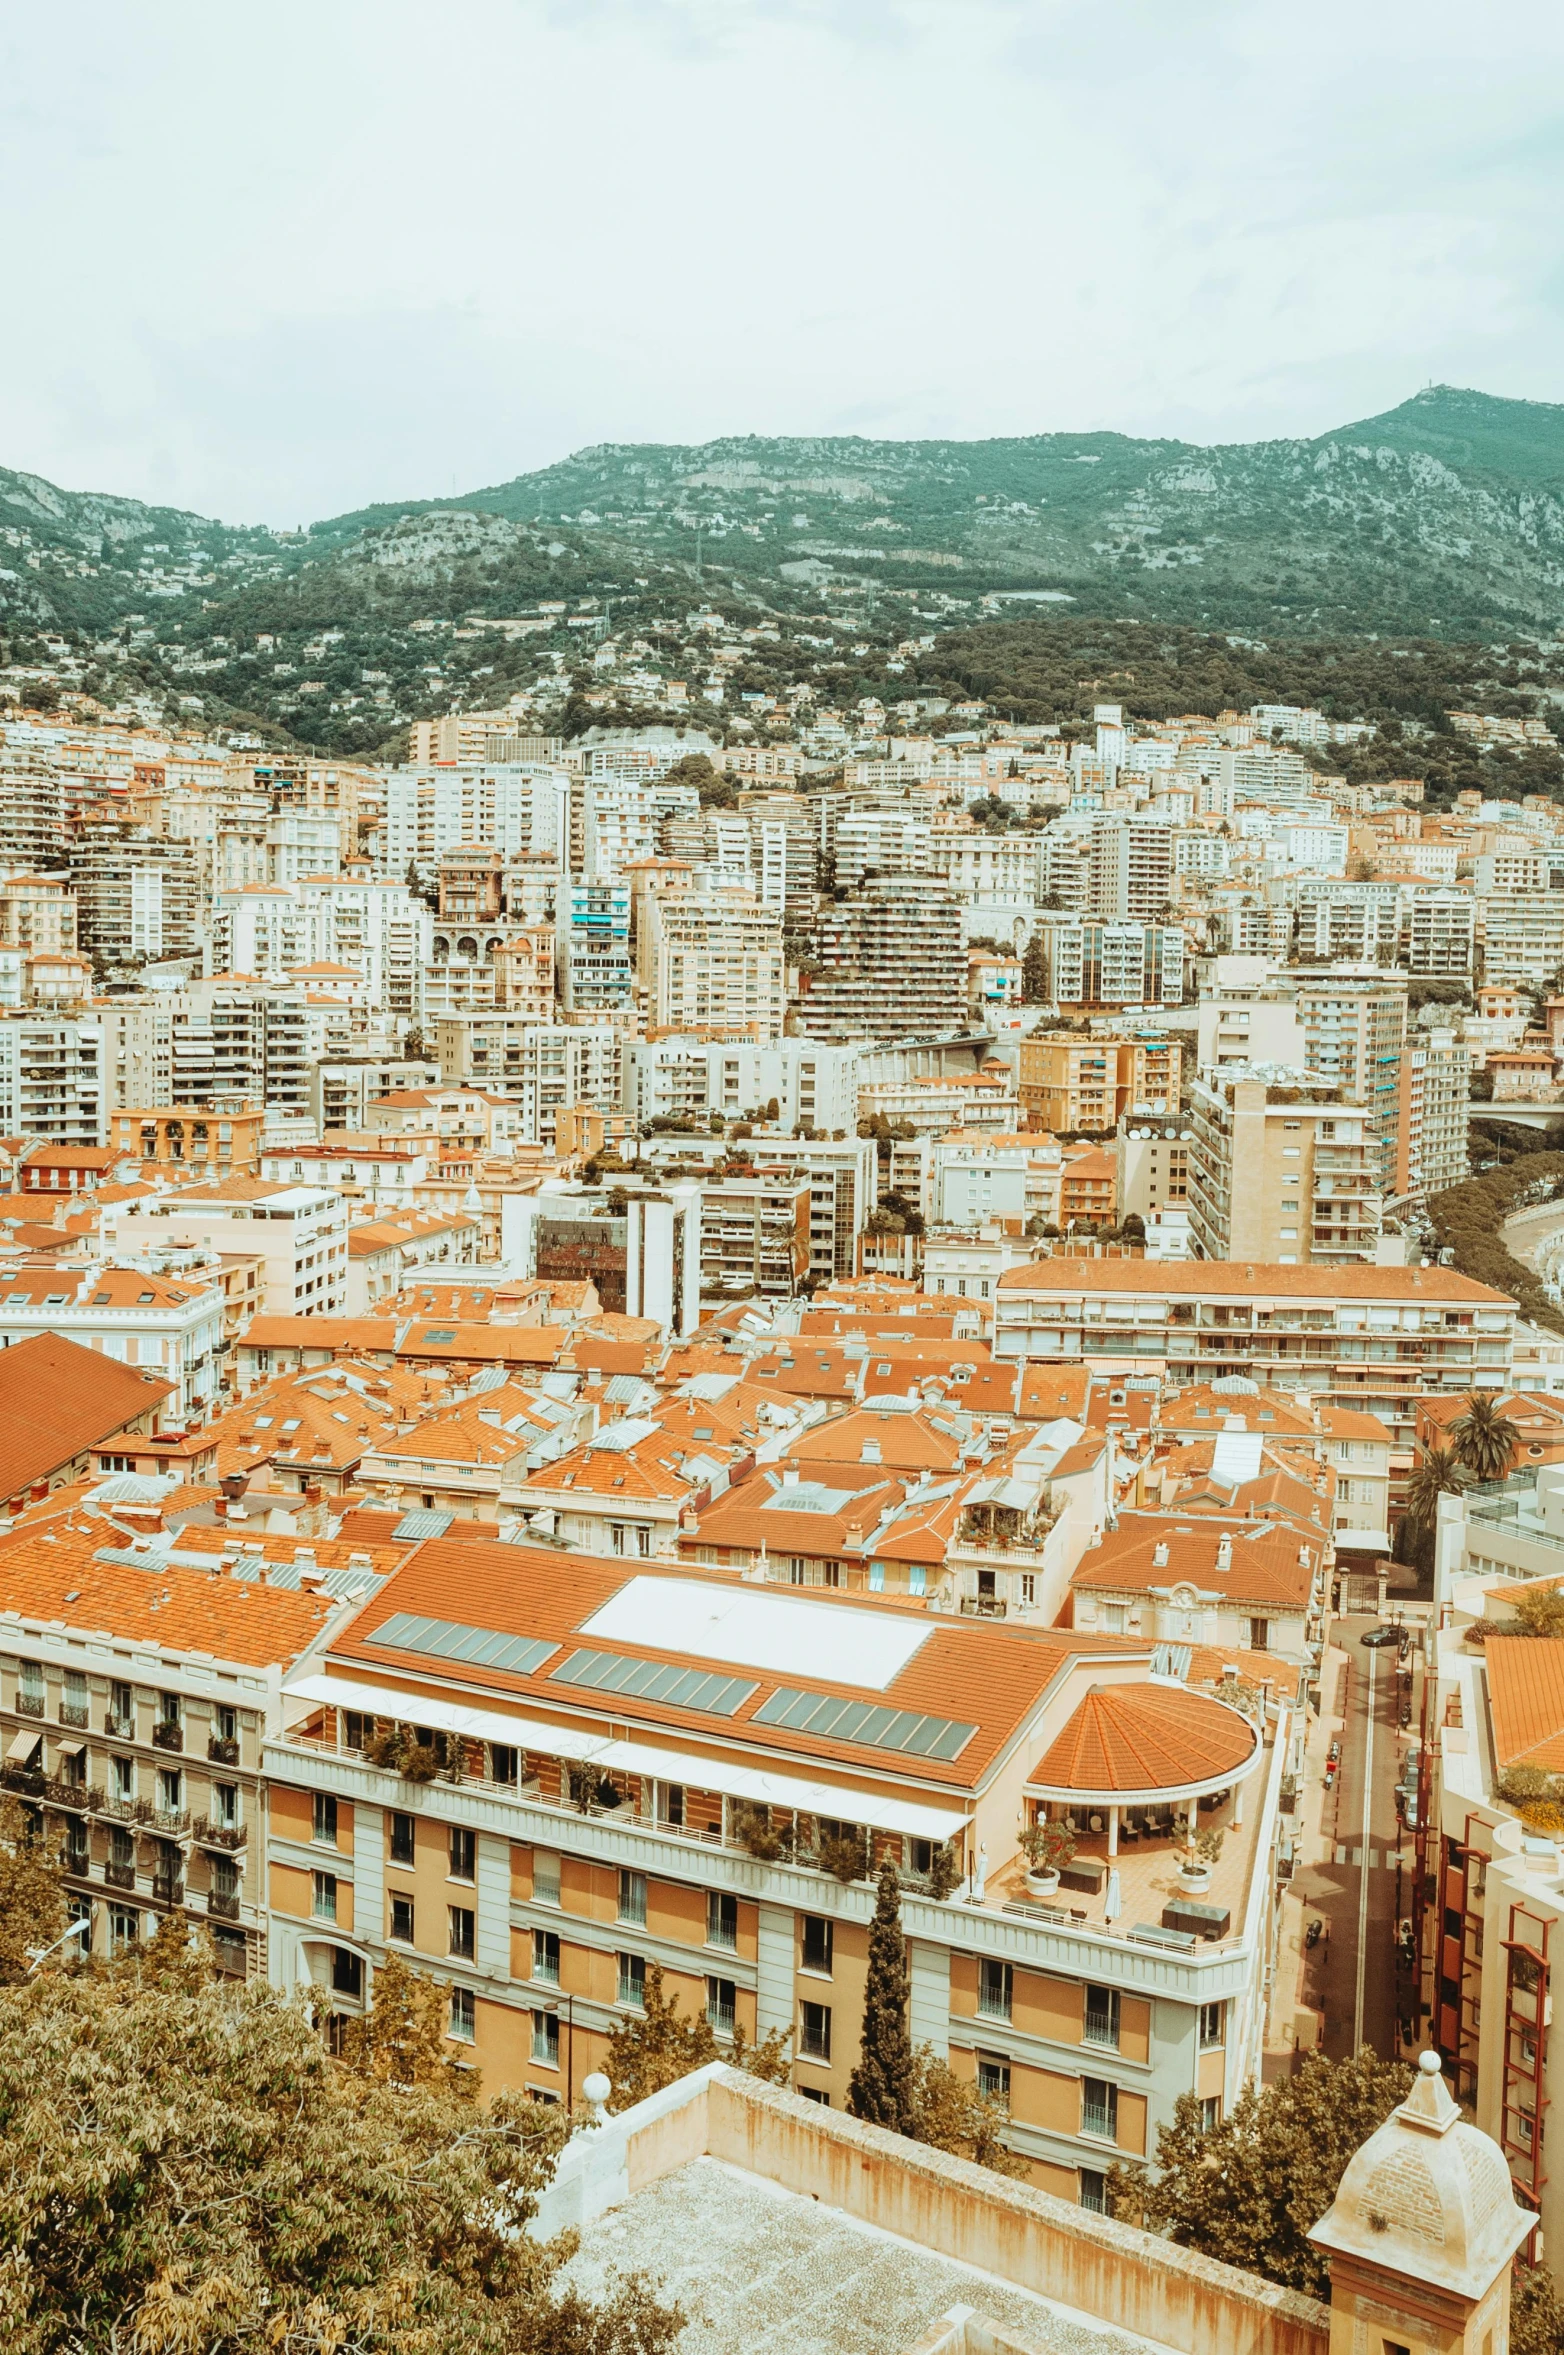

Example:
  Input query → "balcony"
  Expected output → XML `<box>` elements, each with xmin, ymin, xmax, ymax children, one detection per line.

<box><xmin>104</xmin><ymin>1860</ymin><xmax>136</xmax><ymax>1890</ymax></box>
<box><xmin>60</xmin><ymin>1701</ymin><xmax>90</xmax><ymax>1730</ymax></box>
<box><xmin>152</xmin><ymin>1722</ymin><xmax>183</xmax><ymax>1753</ymax></box>
<box><xmin>106</xmin><ymin>1713</ymin><xmax>135</xmax><ymax>1740</ymax></box>
<box><xmin>98</xmin><ymin>1794</ymin><xmax>154</xmax><ymax>1825</ymax></box>
<box><xmin>151</xmin><ymin>1874</ymin><xmax>184</xmax><ymax>1906</ymax></box>
<box><xmin>154</xmin><ymin>1808</ymin><xmax>191</xmax><ymax>1837</ymax></box>
<box><xmin>208</xmin><ymin>1735</ymin><xmax>240</xmax><ymax>1765</ymax></box>
<box><xmin>206</xmin><ymin>1890</ymin><xmax>242</xmax><ymax>1921</ymax></box>
<box><xmin>193</xmin><ymin>1816</ymin><xmax>245</xmax><ymax>1850</ymax></box>
<box><xmin>15</xmin><ymin>1692</ymin><xmax>43</xmax><ymax>1720</ymax></box>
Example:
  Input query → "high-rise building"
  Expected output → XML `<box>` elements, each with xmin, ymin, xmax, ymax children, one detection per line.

<box><xmin>0</xmin><ymin>751</ymin><xmax>66</xmax><ymax>869</ymax></box>
<box><xmin>1292</xmin><ymin>966</ymin><xmax>1407</xmax><ymax>1196</ymax></box>
<box><xmin>1031</xmin><ymin>919</ymin><xmax>1185</xmax><ymax>1011</ymax></box>
<box><xmin>1017</xmin><ymin>1034</ymin><xmax>1182</xmax><ymax>1132</ymax></box>
<box><xmin>1186</xmin><ymin>1072</ymin><xmax>1382</xmax><ymax>1267</ymax></box>
<box><xmin>384</xmin><ymin>764</ymin><xmax>569</xmax><ymax>885</ymax></box>
<box><xmin>1395</xmin><ymin>1028</ymin><xmax>1471</xmax><ymax>1199</ymax></box>
<box><xmin>795</xmin><ymin>877</ymin><xmax>968</xmax><ymax>1040</ymax></box>
<box><xmin>1478</xmin><ymin>891</ymin><xmax>1564</xmax><ymax>990</ymax></box>
<box><xmin>69</xmin><ymin>826</ymin><xmax>200</xmax><ymax>970</ymax></box>
<box><xmin>1087</xmin><ymin>813</ymin><xmax>1177</xmax><ymax>920</ymax></box>
<box><xmin>643</xmin><ymin>887</ymin><xmax>785</xmax><ymax>1041</ymax></box>
<box><xmin>0</xmin><ymin>1014</ymin><xmax>105</xmax><ymax>1143</ymax></box>
<box><xmin>557</xmin><ymin>882</ymin><xmax>632</xmax><ymax>1014</ymax></box>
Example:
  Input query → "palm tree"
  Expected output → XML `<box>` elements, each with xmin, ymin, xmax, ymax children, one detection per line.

<box><xmin>1450</xmin><ymin>1393</ymin><xmax>1521</xmax><ymax>1485</ymax></box>
<box><xmin>1396</xmin><ymin>1445</ymin><xmax>1471</xmax><ymax>1573</ymax></box>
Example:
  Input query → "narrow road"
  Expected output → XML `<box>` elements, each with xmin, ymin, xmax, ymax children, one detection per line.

<box><xmin>1295</xmin><ymin>1615</ymin><xmax>1410</xmax><ymax>2063</ymax></box>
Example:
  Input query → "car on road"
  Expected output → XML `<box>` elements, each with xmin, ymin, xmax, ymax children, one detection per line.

<box><xmin>1362</xmin><ymin>1626</ymin><xmax>1401</xmax><ymax>1649</ymax></box>
<box><xmin>1325</xmin><ymin>1739</ymin><xmax>1341</xmax><ymax>1786</ymax></box>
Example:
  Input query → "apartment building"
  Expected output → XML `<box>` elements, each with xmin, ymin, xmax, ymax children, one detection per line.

<box><xmin>640</xmin><ymin>1132</ymin><xmax>878</xmax><ymax>1284</ymax></box>
<box><xmin>435</xmin><ymin>1019</ymin><xmax>622</xmax><ymax>1146</ymax></box>
<box><xmin>106</xmin><ymin>1179</ymin><xmax>350</xmax><ymax>1319</ymax></box>
<box><xmin>557</xmin><ymin>882</ymin><xmax>633</xmax><ymax>1014</ymax></box>
<box><xmin>0</xmin><ymin>873</ymin><xmax>77</xmax><ymax>955</ymax></box>
<box><xmin>621</xmin><ymin>1039</ymin><xmax>860</xmax><ymax>1138</ymax></box>
<box><xmin>1113</xmin><ymin>1123</ymin><xmax>1190</xmax><ymax>1228</ymax></box>
<box><xmin>0</xmin><ymin>1515</ymin><xmax>364</xmax><ymax>1978</ymax></box>
<box><xmin>643</xmin><ymin>887</ymin><xmax>786</xmax><ymax>1041</ymax></box>
<box><xmin>1086</xmin><ymin>813</ymin><xmax>1177</xmax><ymax>920</ymax></box>
<box><xmin>1017</xmin><ymin>1035</ymin><xmax>1182</xmax><ymax>1132</ymax></box>
<box><xmin>1479</xmin><ymin>891</ymin><xmax>1564</xmax><ymax>990</ymax></box>
<box><xmin>0</xmin><ymin>1013</ymin><xmax>106</xmax><ymax>1143</ymax></box>
<box><xmin>311</xmin><ymin>1056</ymin><xmax>441</xmax><ymax>1132</ymax></box>
<box><xmin>993</xmin><ymin>1260</ymin><xmax>1515</xmax><ymax>1451</ymax></box>
<box><xmin>0</xmin><ymin>750</ymin><xmax>68</xmax><ymax>868</ymax></box>
<box><xmin>108</xmin><ymin>1105</ymin><xmax>267</xmax><ymax>1180</ymax></box>
<box><xmin>1401</xmin><ymin>888</ymin><xmax>1477</xmax><ymax>979</ymax></box>
<box><xmin>796</xmin><ymin>878</ymin><xmax>966</xmax><ymax>1042</ymax></box>
<box><xmin>384</xmin><ymin>765</ymin><xmax>570</xmax><ymax>884</ymax></box>
<box><xmin>502</xmin><ymin>1183</ymin><xmax>702</xmax><ymax>1337</ymax></box>
<box><xmin>1394</xmin><ymin>1029</ymin><xmax>1471</xmax><ymax>1200</ymax></box>
<box><xmin>1186</xmin><ymin>1074</ymin><xmax>1381</xmax><ymax>1267</ymax></box>
<box><xmin>264</xmin><ymin>1543</ymin><xmax>1289</xmax><ymax>2198</ymax></box>
<box><xmin>1029</xmin><ymin>921</ymin><xmax>1184</xmax><ymax>1011</ymax></box>
<box><xmin>1292</xmin><ymin>966</ymin><xmax>1407</xmax><ymax>1195</ymax></box>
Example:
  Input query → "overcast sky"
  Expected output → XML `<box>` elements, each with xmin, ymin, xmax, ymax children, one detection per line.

<box><xmin>3</xmin><ymin>0</ymin><xmax>1562</xmax><ymax>526</ymax></box>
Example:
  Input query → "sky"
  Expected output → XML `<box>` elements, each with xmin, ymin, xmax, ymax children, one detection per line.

<box><xmin>3</xmin><ymin>0</ymin><xmax>1563</xmax><ymax>527</ymax></box>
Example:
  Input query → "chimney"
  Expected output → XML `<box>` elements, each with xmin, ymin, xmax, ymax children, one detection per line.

<box><xmin>1152</xmin><ymin>1540</ymin><xmax>1169</xmax><ymax>1567</ymax></box>
<box><xmin>1215</xmin><ymin>1534</ymin><xmax>1233</xmax><ymax>1573</ymax></box>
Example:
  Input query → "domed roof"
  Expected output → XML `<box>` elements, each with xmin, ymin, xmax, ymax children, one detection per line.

<box><xmin>1026</xmin><ymin>1680</ymin><xmax>1259</xmax><ymax>1801</ymax></box>
<box><xmin>1309</xmin><ymin>2053</ymin><xmax>1533</xmax><ymax>2298</ymax></box>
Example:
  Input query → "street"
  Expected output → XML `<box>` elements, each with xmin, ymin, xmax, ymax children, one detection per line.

<box><xmin>1291</xmin><ymin>1614</ymin><xmax>1417</xmax><ymax>2065</ymax></box>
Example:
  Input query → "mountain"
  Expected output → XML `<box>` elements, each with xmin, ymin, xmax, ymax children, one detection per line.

<box><xmin>4</xmin><ymin>386</ymin><xmax>1564</xmax><ymax>754</ymax></box>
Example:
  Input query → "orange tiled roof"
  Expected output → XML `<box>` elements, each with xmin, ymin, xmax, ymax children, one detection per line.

<box><xmin>1070</xmin><ymin>1515</ymin><xmax>1320</xmax><ymax>1611</ymax></box>
<box><xmin>1486</xmin><ymin>1637</ymin><xmax>1564</xmax><ymax>1771</ymax></box>
<box><xmin>1028</xmin><ymin>1681</ymin><xmax>1256</xmax><ymax>1796</ymax></box>
<box><xmin>0</xmin><ymin>1521</ymin><xmax>338</xmax><ymax>1667</ymax></box>
<box><xmin>0</xmin><ymin>1332</ymin><xmax>173</xmax><ymax>1500</ymax></box>
<box><xmin>998</xmin><ymin>1260</ymin><xmax>1510</xmax><ymax>1303</ymax></box>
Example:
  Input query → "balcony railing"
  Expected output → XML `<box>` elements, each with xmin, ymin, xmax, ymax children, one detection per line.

<box><xmin>104</xmin><ymin>1861</ymin><xmax>136</xmax><ymax>1890</ymax></box>
<box><xmin>151</xmin><ymin>1874</ymin><xmax>184</xmax><ymax>1906</ymax></box>
<box><xmin>154</xmin><ymin>1808</ymin><xmax>191</xmax><ymax>1836</ymax></box>
<box><xmin>152</xmin><ymin>1722</ymin><xmax>183</xmax><ymax>1753</ymax></box>
<box><xmin>192</xmin><ymin>1817</ymin><xmax>245</xmax><ymax>1850</ymax></box>
<box><xmin>208</xmin><ymin>1736</ymin><xmax>240</xmax><ymax>1765</ymax></box>
<box><xmin>60</xmin><ymin>1702</ymin><xmax>89</xmax><ymax>1730</ymax></box>
<box><xmin>98</xmin><ymin>1795</ymin><xmax>154</xmax><ymax>1825</ymax></box>
<box><xmin>106</xmin><ymin>1713</ymin><xmax>135</xmax><ymax>1740</ymax></box>
<box><xmin>206</xmin><ymin>1890</ymin><xmax>242</xmax><ymax>1921</ymax></box>
<box><xmin>15</xmin><ymin>1693</ymin><xmax>43</xmax><ymax>1719</ymax></box>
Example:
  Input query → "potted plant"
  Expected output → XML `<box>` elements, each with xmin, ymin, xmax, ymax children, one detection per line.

<box><xmin>1179</xmin><ymin>1826</ymin><xmax>1223</xmax><ymax>1892</ymax></box>
<box><xmin>1020</xmin><ymin>1818</ymin><xmax>1074</xmax><ymax>1897</ymax></box>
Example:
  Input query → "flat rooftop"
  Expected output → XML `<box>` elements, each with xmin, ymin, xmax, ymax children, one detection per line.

<box><xmin>558</xmin><ymin>2155</ymin><xmax>1167</xmax><ymax>2355</ymax></box>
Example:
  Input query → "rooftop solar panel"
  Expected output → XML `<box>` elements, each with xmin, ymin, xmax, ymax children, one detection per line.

<box><xmin>753</xmin><ymin>1686</ymin><xmax>975</xmax><ymax>1761</ymax></box>
<box><xmin>366</xmin><ymin>1612</ymin><xmax>556</xmax><ymax>1677</ymax></box>
<box><xmin>550</xmin><ymin>1647</ymin><xmax>757</xmax><ymax>1717</ymax></box>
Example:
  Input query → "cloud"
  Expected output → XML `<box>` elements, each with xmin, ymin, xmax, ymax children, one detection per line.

<box><xmin>1</xmin><ymin>0</ymin><xmax>1561</xmax><ymax>521</ymax></box>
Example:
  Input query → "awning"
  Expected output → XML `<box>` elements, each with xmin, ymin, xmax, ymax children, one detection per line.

<box><xmin>284</xmin><ymin>1673</ymin><xmax>970</xmax><ymax>1844</ymax></box>
<box><xmin>1334</xmin><ymin>1529</ymin><xmax>1391</xmax><ymax>1554</ymax></box>
<box><xmin>282</xmin><ymin>1673</ymin><xmax>607</xmax><ymax>1762</ymax></box>
<box><xmin>7</xmin><ymin>1728</ymin><xmax>40</xmax><ymax>1763</ymax></box>
<box><xmin>55</xmin><ymin>1739</ymin><xmax>86</xmax><ymax>1761</ymax></box>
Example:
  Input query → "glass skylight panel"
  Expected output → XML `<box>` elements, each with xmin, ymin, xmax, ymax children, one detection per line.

<box><xmin>550</xmin><ymin>1647</ymin><xmax>757</xmax><ymax>1716</ymax></box>
<box><xmin>366</xmin><ymin>1612</ymin><xmax>555</xmax><ymax>1676</ymax></box>
<box><xmin>753</xmin><ymin>1686</ymin><xmax>975</xmax><ymax>1760</ymax></box>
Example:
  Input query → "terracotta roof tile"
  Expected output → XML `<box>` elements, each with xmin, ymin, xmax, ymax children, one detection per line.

<box><xmin>1028</xmin><ymin>1682</ymin><xmax>1257</xmax><ymax>1796</ymax></box>
<box><xmin>1486</xmin><ymin>1638</ymin><xmax>1564</xmax><ymax>1771</ymax></box>
<box><xmin>0</xmin><ymin>1333</ymin><xmax>173</xmax><ymax>1501</ymax></box>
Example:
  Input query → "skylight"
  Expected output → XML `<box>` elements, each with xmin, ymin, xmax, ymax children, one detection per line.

<box><xmin>580</xmin><ymin>1577</ymin><xmax>930</xmax><ymax>1690</ymax></box>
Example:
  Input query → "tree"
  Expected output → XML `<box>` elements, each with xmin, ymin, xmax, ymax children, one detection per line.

<box><xmin>0</xmin><ymin>1963</ymin><xmax>682</xmax><ymax>2355</ymax></box>
<box><xmin>338</xmin><ymin>1950</ymin><xmax>469</xmax><ymax>2088</ymax></box>
<box><xmin>602</xmin><ymin>1963</ymin><xmax>790</xmax><ymax>2110</ymax></box>
<box><xmin>1512</xmin><ymin>2262</ymin><xmax>1564</xmax><ymax>2355</ymax></box>
<box><xmin>1510</xmin><ymin>1581</ymin><xmax>1564</xmax><ymax>1640</ymax></box>
<box><xmin>1021</xmin><ymin>933</ymin><xmax>1049</xmax><ymax>1003</ymax></box>
<box><xmin>0</xmin><ymin>1797</ymin><xmax>66</xmax><ymax>1986</ymax></box>
<box><xmin>846</xmin><ymin>1860</ymin><xmax>916</xmax><ymax>2135</ymax></box>
<box><xmin>1106</xmin><ymin>2049</ymin><xmax>1410</xmax><ymax>2298</ymax></box>
<box><xmin>910</xmin><ymin>2048</ymin><xmax>1029</xmax><ymax>2177</ymax></box>
<box><xmin>1398</xmin><ymin>1443</ymin><xmax>1471</xmax><ymax>1571</ymax></box>
<box><xmin>1450</xmin><ymin>1392</ymin><xmax>1522</xmax><ymax>1484</ymax></box>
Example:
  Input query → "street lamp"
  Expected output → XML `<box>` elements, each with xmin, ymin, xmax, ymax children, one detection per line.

<box><xmin>26</xmin><ymin>1915</ymin><xmax>91</xmax><ymax>1972</ymax></box>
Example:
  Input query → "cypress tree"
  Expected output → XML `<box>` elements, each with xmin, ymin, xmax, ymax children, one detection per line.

<box><xmin>847</xmin><ymin>1858</ymin><xmax>915</xmax><ymax>2133</ymax></box>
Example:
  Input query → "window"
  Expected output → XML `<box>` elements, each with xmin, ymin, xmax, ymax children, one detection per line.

<box><xmin>489</xmin><ymin>1743</ymin><xmax>519</xmax><ymax>1786</ymax></box>
<box><xmin>331</xmin><ymin>1947</ymin><xmax>363</xmax><ymax>2000</ymax></box>
<box><xmin>1198</xmin><ymin>2000</ymin><xmax>1225</xmax><ymax>2050</ymax></box>
<box><xmin>659</xmin><ymin>1788</ymin><xmax>685</xmax><ymax>1829</ymax></box>
<box><xmin>159</xmin><ymin>1769</ymin><xmax>182</xmax><ymax>1813</ymax></box>
<box><xmin>533</xmin><ymin>1849</ymin><xmax>562</xmax><ymax>1905</ymax></box>
<box><xmin>1082</xmin><ymin>2077</ymin><xmax>1118</xmax><ymax>2141</ymax></box>
<box><xmin>1084</xmin><ymin>1985</ymin><xmax>1121</xmax><ymax>2050</ymax></box>
<box><xmin>390</xmin><ymin>1812</ymin><xmax>415</xmax><ymax>1867</ymax></box>
<box><xmin>448</xmin><ymin>1906</ymin><xmax>475</xmax><ymax>1961</ymax></box>
<box><xmin>800</xmin><ymin>1999</ymin><xmax>832</xmax><ymax>2061</ymax></box>
<box><xmin>1020</xmin><ymin>1573</ymin><xmax>1036</xmax><ymax>1607</ymax></box>
<box><xmin>532</xmin><ymin>1928</ymin><xmax>560</xmax><ymax>1986</ymax></box>
<box><xmin>618</xmin><ymin>1868</ymin><xmax>647</xmax><ymax>1925</ymax></box>
<box><xmin>802</xmin><ymin>1916</ymin><xmax>834</xmax><ymax>1976</ymax></box>
<box><xmin>109</xmin><ymin>1679</ymin><xmax>134</xmax><ymax>1733</ymax></box>
<box><xmin>707</xmin><ymin>1891</ymin><xmax>738</xmax><ymax>1951</ymax></box>
<box><xmin>618</xmin><ymin>1952</ymin><xmax>647</xmax><ymax>2008</ymax></box>
<box><xmin>978</xmin><ymin>1959</ymin><xmax>1013</xmax><ymax>2021</ymax></box>
<box><xmin>1249</xmin><ymin>1618</ymin><xmax>1270</xmax><ymax>1652</ymax></box>
<box><xmin>448</xmin><ymin>1826</ymin><xmax>476</xmax><ymax>1883</ymax></box>
<box><xmin>109</xmin><ymin>1904</ymin><xmax>140</xmax><ymax>1957</ymax></box>
<box><xmin>976</xmin><ymin>2053</ymin><xmax>1011</xmax><ymax>2107</ymax></box>
<box><xmin>1200</xmin><ymin>2094</ymin><xmax>1222</xmax><ymax>2132</ymax></box>
<box><xmin>449</xmin><ymin>1987</ymin><xmax>476</xmax><ymax>2044</ymax></box>
<box><xmin>530</xmin><ymin>2007</ymin><xmax>561</xmax><ymax>2067</ymax></box>
<box><xmin>312</xmin><ymin>1872</ymin><xmax>338</xmax><ymax>1923</ymax></box>
<box><xmin>799</xmin><ymin>2085</ymin><xmax>830</xmax><ymax>2106</ymax></box>
<box><xmin>1079</xmin><ymin>2167</ymin><xmax>1108</xmax><ymax>2215</ymax></box>
<box><xmin>313</xmin><ymin>1792</ymin><xmax>338</xmax><ymax>1846</ymax></box>
<box><xmin>706</xmin><ymin>1977</ymin><xmax>737</xmax><ymax>2037</ymax></box>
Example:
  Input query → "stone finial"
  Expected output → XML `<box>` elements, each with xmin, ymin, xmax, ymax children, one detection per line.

<box><xmin>1308</xmin><ymin>2051</ymin><xmax>1534</xmax><ymax>2301</ymax></box>
<box><xmin>581</xmin><ymin>2070</ymin><xmax>612</xmax><ymax>2128</ymax></box>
